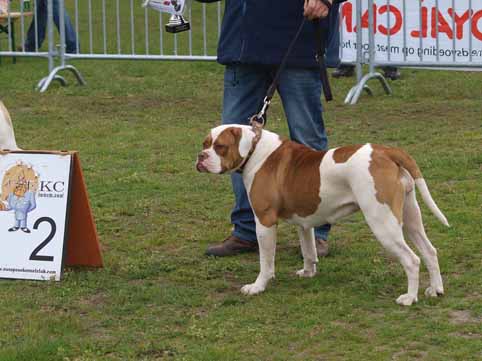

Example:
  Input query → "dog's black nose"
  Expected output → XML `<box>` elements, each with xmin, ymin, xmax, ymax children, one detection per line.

<box><xmin>197</xmin><ymin>152</ymin><xmax>208</xmax><ymax>162</ymax></box>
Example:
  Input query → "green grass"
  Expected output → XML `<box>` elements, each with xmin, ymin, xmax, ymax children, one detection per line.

<box><xmin>0</xmin><ymin>53</ymin><xmax>481</xmax><ymax>361</ymax></box>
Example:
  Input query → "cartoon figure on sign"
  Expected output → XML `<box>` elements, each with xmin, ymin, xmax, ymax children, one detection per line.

<box><xmin>0</xmin><ymin>163</ymin><xmax>39</xmax><ymax>234</ymax></box>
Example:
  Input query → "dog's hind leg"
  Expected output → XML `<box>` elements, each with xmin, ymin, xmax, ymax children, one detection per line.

<box><xmin>353</xmin><ymin>174</ymin><xmax>420</xmax><ymax>305</ymax></box>
<box><xmin>296</xmin><ymin>226</ymin><xmax>318</xmax><ymax>278</ymax></box>
<box><xmin>365</xmin><ymin>209</ymin><xmax>420</xmax><ymax>306</ymax></box>
<box><xmin>403</xmin><ymin>188</ymin><xmax>444</xmax><ymax>298</ymax></box>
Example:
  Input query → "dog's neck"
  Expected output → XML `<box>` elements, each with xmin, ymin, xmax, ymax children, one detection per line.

<box><xmin>241</xmin><ymin>129</ymin><xmax>283</xmax><ymax>177</ymax></box>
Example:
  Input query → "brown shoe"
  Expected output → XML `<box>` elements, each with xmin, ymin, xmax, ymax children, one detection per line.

<box><xmin>382</xmin><ymin>66</ymin><xmax>401</xmax><ymax>80</ymax></box>
<box><xmin>332</xmin><ymin>65</ymin><xmax>355</xmax><ymax>78</ymax></box>
<box><xmin>205</xmin><ymin>235</ymin><xmax>258</xmax><ymax>257</ymax></box>
<box><xmin>315</xmin><ymin>239</ymin><xmax>329</xmax><ymax>257</ymax></box>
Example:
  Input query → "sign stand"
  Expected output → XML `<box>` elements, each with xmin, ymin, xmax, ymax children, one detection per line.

<box><xmin>65</xmin><ymin>152</ymin><xmax>103</xmax><ymax>267</ymax></box>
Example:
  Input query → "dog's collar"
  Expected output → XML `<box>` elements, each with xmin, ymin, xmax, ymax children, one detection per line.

<box><xmin>235</xmin><ymin>119</ymin><xmax>263</xmax><ymax>174</ymax></box>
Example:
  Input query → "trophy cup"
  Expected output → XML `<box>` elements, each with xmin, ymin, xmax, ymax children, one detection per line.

<box><xmin>143</xmin><ymin>0</ymin><xmax>190</xmax><ymax>33</ymax></box>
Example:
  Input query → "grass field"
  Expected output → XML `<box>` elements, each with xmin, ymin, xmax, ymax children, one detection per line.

<box><xmin>0</xmin><ymin>48</ymin><xmax>481</xmax><ymax>360</ymax></box>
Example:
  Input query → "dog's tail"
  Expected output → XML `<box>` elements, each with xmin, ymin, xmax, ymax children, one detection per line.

<box><xmin>384</xmin><ymin>146</ymin><xmax>450</xmax><ymax>227</ymax></box>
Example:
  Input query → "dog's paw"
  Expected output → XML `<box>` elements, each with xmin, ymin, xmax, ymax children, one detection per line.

<box><xmin>396</xmin><ymin>293</ymin><xmax>418</xmax><ymax>306</ymax></box>
<box><xmin>425</xmin><ymin>286</ymin><xmax>444</xmax><ymax>298</ymax></box>
<box><xmin>296</xmin><ymin>269</ymin><xmax>316</xmax><ymax>278</ymax></box>
<box><xmin>241</xmin><ymin>283</ymin><xmax>265</xmax><ymax>296</ymax></box>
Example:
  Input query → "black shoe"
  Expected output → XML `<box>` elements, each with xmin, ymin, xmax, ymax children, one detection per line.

<box><xmin>21</xmin><ymin>228</ymin><xmax>31</xmax><ymax>234</ymax></box>
<box><xmin>8</xmin><ymin>227</ymin><xmax>19</xmax><ymax>232</ymax></box>
<box><xmin>205</xmin><ymin>235</ymin><xmax>258</xmax><ymax>257</ymax></box>
<box><xmin>382</xmin><ymin>66</ymin><xmax>400</xmax><ymax>80</ymax></box>
<box><xmin>332</xmin><ymin>65</ymin><xmax>355</xmax><ymax>78</ymax></box>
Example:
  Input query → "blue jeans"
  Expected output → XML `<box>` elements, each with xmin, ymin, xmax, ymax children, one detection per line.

<box><xmin>24</xmin><ymin>0</ymin><xmax>78</xmax><ymax>53</ymax></box>
<box><xmin>222</xmin><ymin>64</ymin><xmax>331</xmax><ymax>243</ymax></box>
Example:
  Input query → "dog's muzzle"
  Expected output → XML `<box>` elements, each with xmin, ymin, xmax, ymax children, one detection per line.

<box><xmin>196</xmin><ymin>152</ymin><xmax>208</xmax><ymax>172</ymax></box>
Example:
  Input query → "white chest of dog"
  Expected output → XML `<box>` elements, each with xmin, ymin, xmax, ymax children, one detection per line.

<box><xmin>0</xmin><ymin>101</ymin><xmax>19</xmax><ymax>150</ymax></box>
<box><xmin>196</xmin><ymin>124</ymin><xmax>449</xmax><ymax>306</ymax></box>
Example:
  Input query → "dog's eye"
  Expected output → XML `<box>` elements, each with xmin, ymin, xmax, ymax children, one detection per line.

<box><xmin>214</xmin><ymin>144</ymin><xmax>227</xmax><ymax>153</ymax></box>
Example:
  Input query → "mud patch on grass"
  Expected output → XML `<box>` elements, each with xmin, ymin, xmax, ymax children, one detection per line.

<box><xmin>449</xmin><ymin>310</ymin><xmax>481</xmax><ymax>325</ymax></box>
<box><xmin>450</xmin><ymin>331</ymin><xmax>482</xmax><ymax>340</ymax></box>
<box><xmin>391</xmin><ymin>342</ymin><xmax>428</xmax><ymax>360</ymax></box>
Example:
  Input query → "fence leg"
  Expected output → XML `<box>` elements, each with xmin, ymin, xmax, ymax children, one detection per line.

<box><xmin>345</xmin><ymin>71</ymin><xmax>391</xmax><ymax>105</ymax></box>
<box><xmin>37</xmin><ymin>64</ymin><xmax>86</xmax><ymax>93</ymax></box>
<box><xmin>37</xmin><ymin>71</ymin><xmax>67</xmax><ymax>91</ymax></box>
<box><xmin>36</xmin><ymin>0</ymin><xmax>86</xmax><ymax>93</ymax></box>
<box><xmin>345</xmin><ymin>82</ymin><xmax>373</xmax><ymax>104</ymax></box>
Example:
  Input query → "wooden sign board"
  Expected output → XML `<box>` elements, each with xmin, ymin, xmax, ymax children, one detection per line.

<box><xmin>0</xmin><ymin>150</ymin><xmax>102</xmax><ymax>281</ymax></box>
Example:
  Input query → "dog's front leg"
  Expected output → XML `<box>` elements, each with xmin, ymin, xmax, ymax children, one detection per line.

<box><xmin>241</xmin><ymin>220</ymin><xmax>276</xmax><ymax>296</ymax></box>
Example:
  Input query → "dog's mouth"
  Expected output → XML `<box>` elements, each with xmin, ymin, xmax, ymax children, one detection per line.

<box><xmin>196</xmin><ymin>161</ymin><xmax>208</xmax><ymax>173</ymax></box>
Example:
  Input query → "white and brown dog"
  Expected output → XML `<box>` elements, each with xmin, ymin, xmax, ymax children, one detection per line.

<box><xmin>0</xmin><ymin>101</ymin><xmax>20</xmax><ymax>150</ymax></box>
<box><xmin>196</xmin><ymin>124</ymin><xmax>449</xmax><ymax>306</ymax></box>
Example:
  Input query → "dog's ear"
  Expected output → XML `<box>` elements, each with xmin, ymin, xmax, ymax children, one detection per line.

<box><xmin>228</xmin><ymin>127</ymin><xmax>242</xmax><ymax>141</ymax></box>
<box><xmin>238</xmin><ymin>127</ymin><xmax>255</xmax><ymax>158</ymax></box>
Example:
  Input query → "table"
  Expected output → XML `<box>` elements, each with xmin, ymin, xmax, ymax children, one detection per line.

<box><xmin>0</xmin><ymin>11</ymin><xmax>34</xmax><ymax>63</ymax></box>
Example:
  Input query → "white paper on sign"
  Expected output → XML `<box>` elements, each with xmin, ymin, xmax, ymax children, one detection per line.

<box><xmin>0</xmin><ymin>153</ymin><xmax>72</xmax><ymax>281</ymax></box>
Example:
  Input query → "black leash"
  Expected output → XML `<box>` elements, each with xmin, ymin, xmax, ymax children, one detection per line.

<box><xmin>315</xmin><ymin>0</ymin><xmax>334</xmax><ymax>101</ymax></box>
<box><xmin>238</xmin><ymin>1</ymin><xmax>334</xmax><ymax>174</ymax></box>
<box><xmin>252</xmin><ymin>0</ymin><xmax>333</xmax><ymax>125</ymax></box>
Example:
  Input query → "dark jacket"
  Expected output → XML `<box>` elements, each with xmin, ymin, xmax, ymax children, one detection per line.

<box><xmin>215</xmin><ymin>0</ymin><xmax>345</xmax><ymax>68</ymax></box>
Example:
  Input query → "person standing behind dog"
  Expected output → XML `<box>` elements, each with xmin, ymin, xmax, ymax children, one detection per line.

<box><xmin>202</xmin><ymin>0</ymin><xmax>346</xmax><ymax>257</ymax></box>
<box><xmin>23</xmin><ymin>0</ymin><xmax>78</xmax><ymax>53</ymax></box>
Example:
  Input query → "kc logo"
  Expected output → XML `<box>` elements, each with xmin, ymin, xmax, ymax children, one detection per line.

<box><xmin>40</xmin><ymin>181</ymin><xmax>65</xmax><ymax>193</ymax></box>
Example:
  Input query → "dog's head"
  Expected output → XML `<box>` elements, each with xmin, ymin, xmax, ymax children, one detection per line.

<box><xmin>196</xmin><ymin>125</ymin><xmax>257</xmax><ymax>174</ymax></box>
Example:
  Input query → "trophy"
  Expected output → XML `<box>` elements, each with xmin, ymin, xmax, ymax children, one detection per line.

<box><xmin>143</xmin><ymin>0</ymin><xmax>190</xmax><ymax>33</ymax></box>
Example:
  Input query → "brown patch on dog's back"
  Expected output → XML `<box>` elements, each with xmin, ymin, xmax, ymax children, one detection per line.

<box><xmin>368</xmin><ymin>144</ymin><xmax>424</xmax><ymax>224</ymax></box>
<box><xmin>333</xmin><ymin>145</ymin><xmax>362</xmax><ymax>163</ymax></box>
<box><xmin>250</xmin><ymin>141</ymin><xmax>325</xmax><ymax>227</ymax></box>
<box><xmin>214</xmin><ymin>127</ymin><xmax>244</xmax><ymax>172</ymax></box>
<box><xmin>372</xmin><ymin>144</ymin><xmax>422</xmax><ymax>180</ymax></box>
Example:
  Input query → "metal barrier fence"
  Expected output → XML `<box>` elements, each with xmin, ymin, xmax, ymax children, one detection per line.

<box><xmin>342</xmin><ymin>0</ymin><xmax>482</xmax><ymax>104</ymax></box>
<box><xmin>1</xmin><ymin>0</ymin><xmax>481</xmax><ymax>100</ymax></box>
<box><xmin>0</xmin><ymin>0</ymin><xmax>220</xmax><ymax>92</ymax></box>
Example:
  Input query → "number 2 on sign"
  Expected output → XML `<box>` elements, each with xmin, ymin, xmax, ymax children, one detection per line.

<box><xmin>30</xmin><ymin>217</ymin><xmax>57</xmax><ymax>262</ymax></box>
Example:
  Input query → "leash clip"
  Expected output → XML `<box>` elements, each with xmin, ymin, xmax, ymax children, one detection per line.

<box><xmin>256</xmin><ymin>97</ymin><xmax>270</xmax><ymax>125</ymax></box>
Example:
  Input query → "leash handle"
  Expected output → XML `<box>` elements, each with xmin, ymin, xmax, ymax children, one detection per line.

<box><xmin>313</xmin><ymin>17</ymin><xmax>333</xmax><ymax>101</ymax></box>
<box><xmin>319</xmin><ymin>55</ymin><xmax>333</xmax><ymax>101</ymax></box>
<box><xmin>319</xmin><ymin>0</ymin><xmax>332</xmax><ymax>10</ymax></box>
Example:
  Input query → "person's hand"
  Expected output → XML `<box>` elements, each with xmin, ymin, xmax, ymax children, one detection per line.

<box><xmin>304</xmin><ymin>0</ymin><xmax>332</xmax><ymax>20</ymax></box>
<box><xmin>0</xmin><ymin>202</ymin><xmax>6</xmax><ymax>211</ymax></box>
